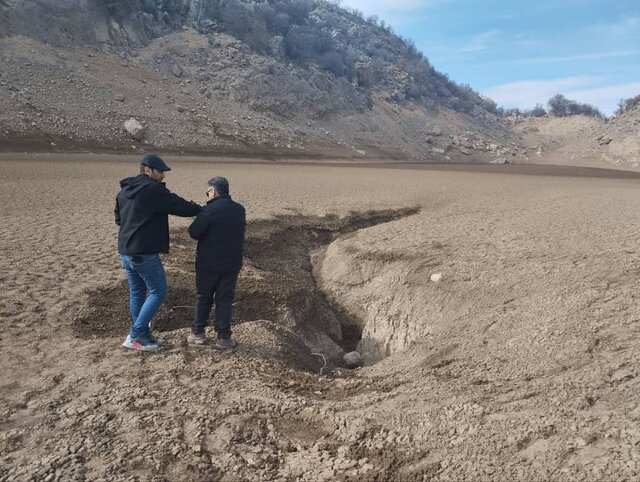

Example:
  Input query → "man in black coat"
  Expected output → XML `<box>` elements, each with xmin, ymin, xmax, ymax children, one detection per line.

<box><xmin>115</xmin><ymin>154</ymin><xmax>200</xmax><ymax>351</ymax></box>
<box><xmin>187</xmin><ymin>176</ymin><xmax>246</xmax><ymax>349</ymax></box>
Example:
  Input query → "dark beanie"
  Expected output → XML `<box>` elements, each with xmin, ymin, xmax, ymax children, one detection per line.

<box><xmin>208</xmin><ymin>176</ymin><xmax>229</xmax><ymax>194</ymax></box>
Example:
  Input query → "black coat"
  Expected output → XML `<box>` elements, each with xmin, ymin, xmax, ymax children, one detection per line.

<box><xmin>115</xmin><ymin>174</ymin><xmax>200</xmax><ymax>255</ymax></box>
<box><xmin>188</xmin><ymin>195</ymin><xmax>246</xmax><ymax>272</ymax></box>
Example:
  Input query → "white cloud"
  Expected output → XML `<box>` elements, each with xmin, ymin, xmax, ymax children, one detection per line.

<box><xmin>482</xmin><ymin>77</ymin><xmax>640</xmax><ymax>115</ymax></box>
<box><xmin>458</xmin><ymin>29</ymin><xmax>501</xmax><ymax>53</ymax></box>
<box><xmin>482</xmin><ymin>76</ymin><xmax>598</xmax><ymax>105</ymax></box>
<box><xmin>339</xmin><ymin>0</ymin><xmax>439</xmax><ymax>19</ymax></box>
<box><xmin>419</xmin><ymin>29</ymin><xmax>504</xmax><ymax>64</ymax></box>
<box><xmin>340</xmin><ymin>0</ymin><xmax>427</xmax><ymax>14</ymax></box>
<box><xmin>565</xmin><ymin>82</ymin><xmax>640</xmax><ymax>115</ymax></box>
<box><xmin>587</xmin><ymin>16</ymin><xmax>640</xmax><ymax>38</ymax></box>
<box><xmin>440</xmin><ymin>49</ymin><xmax>640</xmax><ymax>72</ymax></box>
<box><xmin>521</xmin><ymin>50</ymin><xmax>640</xmax><ymax>64</ymax></box>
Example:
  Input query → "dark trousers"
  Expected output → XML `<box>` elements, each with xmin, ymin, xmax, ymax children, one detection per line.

<box><xmin>193</xmin><ymin>270</ymin><xmax>239</xmax><ymax>338</ymax></box>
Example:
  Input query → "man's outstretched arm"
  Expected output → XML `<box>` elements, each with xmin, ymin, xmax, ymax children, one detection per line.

<box><xmin>153</xmin><ymin>184</ymin><xmax>201</xmax><ymax>217</ymax></box>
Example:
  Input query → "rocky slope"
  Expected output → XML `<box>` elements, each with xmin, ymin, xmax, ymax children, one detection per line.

<box><xmin>598</xmin><ymin>105</ymin><xmax>640</xmax><ymax>168</ymax></box>
<box><xmin>511</xmin><ymin>105</ymin><xmax>640</xmax><ymax>170</ymax></box>
<box><xmin>0</xmin><ymin>0</ymin><xmax>528</xmax><ymax>161</ymax></box>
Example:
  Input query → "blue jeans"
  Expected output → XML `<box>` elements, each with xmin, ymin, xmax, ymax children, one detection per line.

<box><xmin>120</xmin><ymin>254</ymin><xmax>168</xmax><ymax>339</ymax></box>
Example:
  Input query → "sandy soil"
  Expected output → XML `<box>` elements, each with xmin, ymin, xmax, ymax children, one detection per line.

<box><xmin>1</xmin><ymin>154</ymin><xmax>640</xmax><ymax>481</ymax></box>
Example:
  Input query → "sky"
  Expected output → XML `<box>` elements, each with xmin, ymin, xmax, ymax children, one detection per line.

<box><xmin>340</xmin><ymin>0</ymin><xmax>640</xmax><ymax>116</ymax></box>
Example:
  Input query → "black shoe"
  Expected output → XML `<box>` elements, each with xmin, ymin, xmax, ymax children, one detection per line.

<box><xmin>187</xmin><ymin>332</ymin><xmax>208</xmax><ymax>345</ymax></box>
<box><xmin>214</xmin><ymin>337</ymin><xmax>237</xmax><ymax>350</ymax></box>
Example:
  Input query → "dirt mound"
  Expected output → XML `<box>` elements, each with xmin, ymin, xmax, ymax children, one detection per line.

<box><xmin>600</xmin><ymin>106</ymin><xmax>640</xmax><ymax>168</ymax></box>
<box><xmin>513</xmin><ymin>112</ymin><xmax>640</xmax><ymax>170</ymax></box>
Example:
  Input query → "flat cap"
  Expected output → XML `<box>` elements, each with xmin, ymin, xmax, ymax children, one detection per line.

<box><xmin>140</xmin><ymin>153</ymin><xmax>171</xmax><ymax>172</ymax></box>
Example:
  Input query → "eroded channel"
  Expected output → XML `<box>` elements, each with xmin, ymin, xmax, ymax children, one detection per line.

<box><xmin>73</xmin><ymin>207</ymin><xmax>419</xmax><ymax>368</ymax></box>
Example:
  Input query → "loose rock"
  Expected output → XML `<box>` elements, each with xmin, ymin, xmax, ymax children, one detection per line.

<box><xmin>124</xmin><ymin>118</ymin><xmax>145</xmax><ymax>141</ymax></box>
<box><xmin>343</xmin><ymin>351</ymin><xmax>363</xmax><ymax>368</ymax></box>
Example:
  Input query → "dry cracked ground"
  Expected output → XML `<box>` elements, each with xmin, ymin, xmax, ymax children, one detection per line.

<box><xmin>1</xmin><ymin>153</ymin><xmax>640</xmax><ymax>481</ymax></box>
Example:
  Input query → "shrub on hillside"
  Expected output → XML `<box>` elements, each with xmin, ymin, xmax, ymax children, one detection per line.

<box><xmin>356</xmin><ymin>58</ymin><xmax>385</xmax><ymax>88</ymax></box>
<box><xmin>317</xmin><ymin>50</ymin><xmax>346</xmax><ymax>76</ymax></box>
<box><xmin>137</xmin><ymin>0</ymin><xmax>187</xmax><ymax>18</ymax></box>
<box><xmin>548</xmin><ymin>94</ymin><xmax>603</xmax><ymax>118</ymax></box>
<box><xmin>280</xmin><ymin>0</ymin><xmax>315</xmax><ymax>23</ymax></box>
<box><xmin>502</xmin><ymin>104</ymin><xmax>546</xmax><ymax>118</ymax></box>
<box><xmin>529</xmin><ymin>104</ymin><xmax>547</xmax><ymax>117</ymax></box>
<box><xmin>285</xmin><ymin>25</ymin><xmax>326</xmax><ymax>58</ymax></box>
<box><xmin>261</xmin><ymin>8</ymin><xmax>291</xmax><ymax>35</ymax></box>
<box><xmin>221</xmin><ymin>0</ymin><xmax>270</xmax><ymax>52</ymax></box>
<box><xmin>615</xmin><ymin>95</ymin><xmax>640</xmax><ymax>116</ymax></box>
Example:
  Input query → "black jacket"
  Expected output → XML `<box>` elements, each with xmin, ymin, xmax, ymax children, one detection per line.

<box><xmin>188</xmin><ymin>195</ymin><xmax>246</xmax><ymax>272</ymax></box>
<box><xmin>115</xmin><ymin>174</ymin><xmax>200</xmax><ymax>254</ymax></box>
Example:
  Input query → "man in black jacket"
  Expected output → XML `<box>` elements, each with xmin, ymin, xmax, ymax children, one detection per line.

<box><xmin>187</xmin><ymin>176</ymin><xmax>246</xmax><ymax>349</ymax></box>
<box><xmin>115</xmin><ymin>154</ymin><xmax>200</xmax><ymax>351</ymax></box>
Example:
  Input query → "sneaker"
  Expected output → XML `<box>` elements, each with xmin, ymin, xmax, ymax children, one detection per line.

<box><xmin>187</xmin><ymin>332</ymin><xmax>208</xmax><ymax>345</ymax></box>
<box><xmin>122</xmin><ymin>334</ymin><xmax>160</xmax><ymax>352</ymax></box>
<box><xmin>148</xmin><ymin>333</ymin><xmax>166</xmax><ymax>346</ymax></box>
<box><xmin>124</xmin><ymin>333</ymin><xmax>165</xmax><ymax>346</ymax></box>
<box><xmin>214</xmin><ymin>337</ymin><xmax>237</xmax><ymax>350</ymax></box>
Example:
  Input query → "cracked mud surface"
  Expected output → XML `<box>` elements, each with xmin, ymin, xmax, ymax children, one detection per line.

<box><xmin>1</xmin><ymin>155</ymin><xmax>640</xmax><ymax>481</ymax></box>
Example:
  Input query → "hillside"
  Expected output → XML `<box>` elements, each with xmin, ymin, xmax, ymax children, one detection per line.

<box><xmin>0</xmin><ymin>0</ymin><xmax>528</xmax><ymax>161</ymax></box>
<box><xmin>512</xmin><ymin>105</ymin><xmax>640</xmax><ymax>170</ymax></box>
